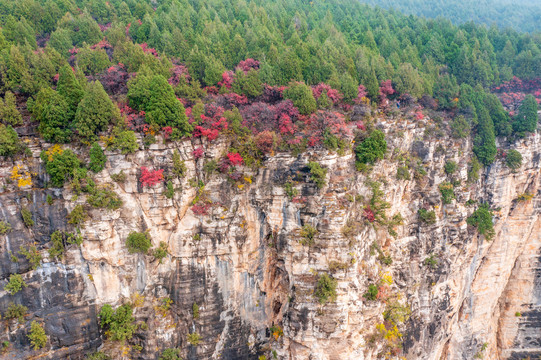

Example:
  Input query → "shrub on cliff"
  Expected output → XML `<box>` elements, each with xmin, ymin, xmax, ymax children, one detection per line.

<box><xmin>75</xmin><ymin>81</ymin><xmax>119</xmax><ymax>141</ymax></box>
<box><xmin>355</xmin><ymin>130</ymin><xmax>387</xmax><ymax>165</ymax></box>
<box><xmin>0</xmin><ymin>124</ymin><xmax>21</xmax><ymax>156</ymax></box>
<box><xmin>418</xmin><ymin>208</ymin><xmax>436</xmax><ymax>224</ymax></box>
<box><xmin>505</xmin><ymin>149</ymin><xmax>522</xmax><ymax>170</ymax></box>
<box><xmin>68</xmin><ymin>205</ymin><xmax>87</xmax><ymax>227</ymax></box>
<box><xmin>89</xmin><ymin>143</ymin><xmax>106</xmax><ymax>172</ymax></box>
<box><xmin>283</xmin><ymin>81</ymin><xmax>316</xmax><ymax>115</ymax></box>
<box><xmin>41</xmin><ymin>148</ymin><xmax>83</xmax><ymax>187</ymax></box>
<box><xmin>32</xmin><ymin>88</ymin><xmax>72</xmax><ymax>143</ymax></box>
<box><xmin>98</xmin><ymin>303</ymin><xmax>136</xmax><ymax>341</ymax></box>
<box><xmin>0</xmin><ymin>91</ymin><xmax>22</xmax><ymax>126</ymax></box>
<box><xmin>159</xmin><ymin>348</ymin><xmax>181</xmax><ymax>360</ymax></box>
<box><xmin>307</xmin><ymin>161</ymin><xmax>327</xmax><ymax>189</ymax></box>
<box><xmin>467</xmin><ymin>203</ymin><xmax>495</xmax><ymax>240</ymax></box>
<box><xmin>4</xmin><ymin>274</ymin><xmax>26</xmax><ymax>295</ymax></box>
<box><xmin>4</xmin><ymin>302</ymin><xmax>27</xmax><ymax>323</ymax></box>
<box><xmin>314</xmin><ymin>273</ymin><xmax>337</xmax><ymax>304</ymax></box>
<box><xmin>513</xmin><ymin>94</ymin><xmax>538</xmax><ymax>136</ymax></box>
<box><xmin>126</xmin><ymin>231</ymin><xmax>152</xmax><ymax>253</ymax></box>
<box><xmin>28</xmin><ymin>321</ymin><xmax>47</xmax><ymax>350</ymax></box>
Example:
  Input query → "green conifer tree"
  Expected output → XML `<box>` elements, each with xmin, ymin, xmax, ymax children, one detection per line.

<box><xmin>57</xmin><ymin>65</ymin><xmax>84</xmax><ymax>118</ymax></box>
<box><xmin>33</xmin><ymin>88</ymin><xmax>72</xmax><ymax>143</ymax></box>
<box><xmin>75</xmin><ymin>81</ymin><xmax>118</xmax><ymax>141</ymax></box>
<box><xmin>146</xmin><ymin>75</ymin><xmax>192</xmax><ymax>135</ymax></box>
<box><xmin>1</xmin><ymin>91</ymin><xmax>22</xmax><ymax>126</ymax></box>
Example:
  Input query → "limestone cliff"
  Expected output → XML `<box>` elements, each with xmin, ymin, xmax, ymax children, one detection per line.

<box><xmin>0</xmin><ymin>112</ymin><xmax>540</xmax><ymax>359</ymax></box>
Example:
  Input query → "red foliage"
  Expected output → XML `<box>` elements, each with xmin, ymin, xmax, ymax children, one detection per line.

<box><xmin>241</xmin><ymin>100</ymin><xmax>298</xmax><ymax>134</ymax></box>
<box><xmin>262</xmin><ymin>85</ymin><xmax>285</xmax><ymax>103</ymax></box>
<box><xmin>192</xmin><ymin>105</ymin><xmax>228</xmax><ymax>141</ymax></box>
<box><xmin>227</xmin><ymin>152</ymin><xmax>244</xmax><ymax>165</ymax></box>
<box><xmin>363</xmin><ymin>206</ymin><xmax>375</xmax><ymax>223</ymax></box>
<box><xmin>379</xmin><ymin>80</ymin><xmax>395</xmax><ymax>96</ymax></box>
<box><xmin>126</xmin><ymin>23</ymin><xmax>131</xmax><ymax>36</ymax></box>
<box><xmin>53</xmin><ymin>73</ymin><xmax>59</xmax><ymax>83</ymax></box>
<box><xmin>223</xmin><ymin>92</ymin><xmax>248</xmax><ymax>106</ymax></box>
<box><xmin>191</xmin><ymin>203</ymin><xmax>211</xmax><ymax>216</ymax></box>
<box><xmin>312</xmin><ymin>83</ymin><xmax>342</xmax><ymax>104</ymax></box>
<box><xmin>90</xmin><ymin>39</ymin><xmax>111</xmax><ymax>50</ymax></box>
<box><xmin>255</xmin><ymin>131</ymin><xmax>276</xmax><ymax>154</ymax></box>
<box><xmin>69</xmin><ymin>47</ymin><xmax>79</xmax><ymax>55</ymax></box>
<box><xmin>236</xmin><ymin>58</ymin><xmax>260</xmax><ymax>73</ymax></box>
<box><xmin>99</xmin><ymin>63</ymin><xmax>130</xmax><ymax>95</ymax></box>
<box><xmin>162</xmin><ymin>126</ymin><xmax>173</xmax><ymax>139</ymax></box>
<box><xmin>278</xmin><ymin>114</ymin><xmax>297</xmax><ymax>135</ymax></box>
<box><xmin>218</xmin><ymin>71</ymin><xmax>234</xmax><ymax>89</ymax></box>
<box><xmin>354</xmin><ymin>84</ymin><xmax>368</xmax><ymax>104</ymax></box>
<box><xmin>139</xmin><ymin>43</ymin><xmax>158</xmax><ymax>57</ymax></box>
<box><xmin>193</xmin><ymin>147</ymin><xmax>204</xmax><ymax>159</ymax></box>
<box><xmin>140</xmin><ymin>167</ymin><xmax>164</xmax><ymax>187</ymax></box>
<box><xmin>120</xmin><ymin>105</ymin><xmax>146</xmax><ymax>130</ymax></box>
<box><xmin>415</xmin><ymin>111</ymin><xmax>424</xmax><ymax>120</ymax></box>
<box><xmin>168</xmin><ymin>64</ymin><xmax>190</xmax><ymax>86</ymax></box>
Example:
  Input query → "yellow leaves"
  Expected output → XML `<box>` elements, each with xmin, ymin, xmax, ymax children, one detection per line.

<box><xmin>243</xmin><ymin>176</ymin><xmax>252</xmax><ymax>184</ymax></box>
<box><xmin>45</xmin><ymin>144</ymin><xmax>63</xmax><ymax>161</ymax></box>
<box><xmin>131</xmin><ymin>293</ymin><xmax>145</xmax><ymax>308</ymax></box>
<box><xmin>11</xmin><ymin>165</ymin><xmax>32</xmax><ymax>188</ymax></box>
<box><xmin>382</xmin><ymin>273</ymin><xmax>393</xmax><ymax>285</ymax></box>
<box><xmin>237</xmin><ymin>184</ymin><xmax>245</xmax><ymax>190</ymax></box>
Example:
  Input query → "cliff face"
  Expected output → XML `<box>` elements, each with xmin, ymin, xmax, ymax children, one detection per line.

<box><xmin>0</xmin><ymin>114</ymin><xmax>540</xmax><ymax>359</ymax></box>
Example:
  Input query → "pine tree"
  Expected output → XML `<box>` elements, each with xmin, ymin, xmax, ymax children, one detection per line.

<box><xmin>513</xmin><ymin>94</ymin><xmax>538</xmax><ymax>136</ymax></box>
<box><xmin>89</xmin><ymin>142</ymin><xmax>106</xmax><ymax>172</ymax></box>
<box><xmin>473</xmin><ymin>107</ymin><xmax>497</xmax><ymax>166</ymax></box>
<box><xmin>75</xmin><ymin>81</ymin><xmax>118</xmax><ymax>141</ymax></box>
<box><xmin>1</xmin><ymin>91</ymin><xmax>22</xmax><ymax>126</ymax></box>
<box><xmin>33</xmin><ymin>88</ymin><xmax>72</xmax><ymax>143</ymax></box>
<box><xmin>57</xmin><ymin>65</ymin><xmax>84</xmax><ymax>118</ymax></box>
<box><xmin>283</xmin><ymin>81</ymin><xmax>317</xmax><ymax>115</ymax></box>
<box><xmin>146</xmin><ymin>75</ymin><xmax>192</xmax><ymax>135</ymax></box>
<box><xmin>232</xmin><ymin>69</ymin><xmax>263</xmax><ymax>98</ymax></box>
<box><xmin>0</xmin><ymin>124</ymin><xmax>20</xmax><ymax>156</ymax></box>
<box><xmin>127</xmin><ymin>66</ymin><xmax>153</xmax><ymax>111</ymax></box>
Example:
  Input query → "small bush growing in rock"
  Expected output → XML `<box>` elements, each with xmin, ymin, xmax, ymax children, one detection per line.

<box><xmin>439</xmin><ymin>182</ymin><xmax>455</xmax><ymax>204</ymax></box>
<box><xmin>192</xmin><ymin>302</ymin><xmax>200</xmax><ymax>319</ymax></box>
<box><xmin>467</xmin><ymin>157</ymin><xmax>481</xmax><ymax>183</ymax></box>
<box><xmin>467</xmin><ymin>203</ymin><xmax>495</xmax><ymax>240</ymax></box>
<box><xmin>284</xmin><ymin>181</ymin><xmax>299</xmax><ymax>199</ymax></box>
<box><xmin>444</xmin><ymin>160</ymin><xmax>457</xmax><ymax>175</ymax></box>
<box><xmin>5</xmin><ymin>274</ymin><xmax>26</xmax><ymax>294</ymax></box>
<box><xmin>68</xmin><ymin>205</ymin><xmax>87</xmax><ymax>227</ymax></box>
<box><xmin>19</xmin><ymin>245</ymin><xmax>42</xmax><ymax>270</ymax></box>
<box><xmin>159</xmin><ymin>348</ymin><xmax>181</xmax><ymax>360</ymax></box>
<box><xmin>87</xmin><ymin>187</ymin><xmax>123</xmax><ymax>210</ymax></box>
<box><xmin>89</xmin><ymin>143</ymin><xmax>106</xmax><ymax>172</ymax></box>
<box><xmin>314</xmin><ymin>273</ymin><xmax>337</xmax><ymax>304</ymax></box>
<box><xmin>418</xmin><ymin>208</ymin><xmax>436</xmax><ymax>224</ymax></box>
<box><xmin>307</xmin><ymin>161</ymin><xmax>327</xmax><ymax>189</ymax></box>
<box><xmin>110</xmin><ymin>130</ymin><xmax>138</xmax><ymax>154</ymax></box>
<box><xmin>0</xmin><ymin>221</ymin><xmax>12</xmax><ymax>235</ymax></box>
<box><xmin>4</xmin><ymin>302</ymin><xmax>27</xmax><ymax>322</ymax></box>
<box><xmin>172</xmin><ymin>150</ymin><xmax>187</xmax><ymax>178</ymax></box>
<box><xmin>505</xmin><ymin>149</ymin><xmax>522</xmax><ymax>170</ymax></box>
<box><xmin>20</xmin><ymin>208</ymin><xmax>34</xmax><ymax>227</ymax></box>
<box><xmin>28</xmin><ymin>321</ymin><xmax>47</xmax><ymax>350</ymax></box>
<box><xmin>299</xmin><ymin>224</ymin><xmax>318</xmax><ymax>246</ymax></box>
<box><xmin>110</xmin><ymin>171</ymin><xmax>127</xmax><ymax>183</ymax></box>
<box><xmin>126</xmin><ymin>231</ymin><xmax>152</xmax><ymax>253</ymax></box>
<box><xmin>424</xmin><ymin>254</ymin><xmax>438</xmax><ymax>268</ymax></box>
<box><xmin>98</xmin><ymin>304</ymin><xmax>137</xmax><ymax>341</ymax></box>
<box><xmin>86</xmin><ymin>351</ymin><xmax>111</xmax><ymax>360</ymax></box>
<box><xmin>187</xmin><ymin>332</ymin><xmax>201</xmax><ymax>346</ymax></box>
<box><xmin>396</xmin><ymin>166</ymin><xmax>410</xmax><ymax>180</ymax></box>
<box><xmin>153</xmin><ymin>241</ymin><xmax>168</xmax><ymax>263</ymax></box>
<box><xmin>363</xmin><ymin>284</ymin><xmax>379</xmax><ymax>301</ymax></box>
<box><xmin>355</xmin><ymin>129</ymin><xmax>387</xmax><ymax>165</ymax></box>
<box><xmin>164</xmin><ymin>181</ymin><xmax>175</xmax><ymax>199</ymax></box>
<box><xmin>516</xmin><ymin>192</ymin><xmax>534</xmax><ymax>202</ymax></box>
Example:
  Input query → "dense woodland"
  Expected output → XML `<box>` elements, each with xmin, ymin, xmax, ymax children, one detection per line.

<box><xmin>359</xmin><ymin>0</ymin><xmax>541</xmax><ymax>33</ymax></box>
<box><xmin>0</xmin><ymin>0</ymin><xmax>538</xmax><ymax>171</ymax></box>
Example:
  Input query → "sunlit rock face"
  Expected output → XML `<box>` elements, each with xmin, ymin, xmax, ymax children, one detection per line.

<box><xmin>1</xmin><ymin>119</ymin><xmax>540</xmax><ymax>359</ymax></box>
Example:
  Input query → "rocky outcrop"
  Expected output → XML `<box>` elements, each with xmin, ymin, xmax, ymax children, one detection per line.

<box><xmin>1</xmin><ymin>113</ymin><xmax>540</xmax><ymax>359</ymax></box>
